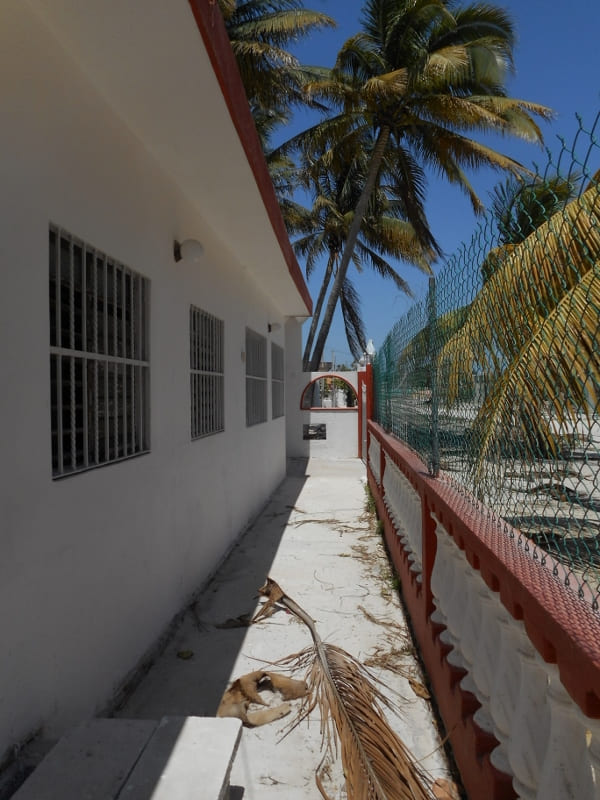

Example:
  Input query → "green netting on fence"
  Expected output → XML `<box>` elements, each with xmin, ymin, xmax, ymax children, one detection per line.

<box><xmin>373</xmin><ymin>112</ymin><xmax>600</xmax><ymax>607</ymax></box>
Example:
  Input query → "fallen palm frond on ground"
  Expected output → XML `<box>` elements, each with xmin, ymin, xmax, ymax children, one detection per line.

<box><xmin>254</xmin><ymin>577</ymin><xmax>437</xmax><ymax>800</ymax></box>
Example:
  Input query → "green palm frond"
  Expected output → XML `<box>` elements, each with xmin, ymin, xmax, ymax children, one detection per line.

<box><xmin>398</xmin><ymin>306</ymin><xmax>471</xmax><ymax>385</ymax></box>
<box><xmin>220</xmin><ymin>0</ymin><xmax>335</xmax><ymax>144</ymax></box>
<box><xmin>438</xmin><ymin>181</ymin><xmax>600</xmax><ymax>482</ymax></box>
<box><xmin>340</xmin><ymin>277</ymin><xmax>367</xmax><ymax>359</ymax></box>
<box><xmin>423</xmin><ymin>44</ymin><xmax>472</xmax><ymax>83</ymax></box>
<box><xmin>471</xmin><ymin>264</ymin><xmax>600</xmax><ymax>484</ymax></box>
<box><xmin>233</xmin><ymin>9</ymin><xmax>334</xmax><ymax>45</ymax></box>
<box><xmin>410</xmin><ymin>123</ymin><xmax>535</xmax><ymax>179</ymax></box>
<box><xmin>489</xmin><ymin>173</ymin><xmax>581</xmax><ymax>246</ymax></box>
<box><xmin>216</xmin><ymin>0</ymin><xmax>236</xmax><ymax>20</ymax></box>
<box><xmin>414</xmin><ymin>95</ymin><xmax>552</xmax><ymax>141</ymax></box>
<box><xmin>293</xmin><ymin>231</ymin><xmax>327</xmax><ymax>278</ymax></box>
<box><xmin>354</xmin><ymin>242</ymin><xmax>413</xmax><ymax>296</ymax></box>
<box><xmin>359</xmin><ymin>218</ymin><xmax>433</xmax><ymax>274</ymax></box>
<box><xmin>335</xmin><ymin>32</ymin><xmax>389</xmax><ymax>83</ymax></box>
<box><xmin>362</xmin><ymin>69</ymin><xmax>410</xmax><ymax>103</ymax></box>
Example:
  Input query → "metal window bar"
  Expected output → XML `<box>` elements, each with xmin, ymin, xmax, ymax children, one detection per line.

<box><xmin>81</xmin><ymin>245</ymin><xmax>89</xmax><ymax>468</ymax></box>
<box><xmin>52</xmin><ymin>231</ymin><xmax>64</xmax><ymax>473</ymax></box>
<box><xmin>190</xmin><ymin>306</ymin><xmax>224</xmax><ymax>439</ymax></box>
<box><xmin>121</xmin><ymin>270</ymin><xmax>128</xmax><ymax>457</ymax></box>
<box><xmin>245</xmin><ymin>328</ymin><xmax>267</xmax><ymax>425</ymax></box>
<box><xmin>49</xmin><ymin>225</ymin><xmax>150</xmax><ymax>478</ymax></box>
<box><xmin>103</xmin><ymin>254</ymin><xmax>108</xmax><ymax>356</ymax></box>
<box><xmin>271</xmin><ymin>342</ymin><xmax>285</xmax><ymax>419</ymax></box>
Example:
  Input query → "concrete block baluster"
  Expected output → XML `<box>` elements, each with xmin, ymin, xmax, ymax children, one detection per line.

<box><xmin>382</xmin><ymin>457</ymin><xmax>397</xmax><ymax>523</ymax></box>
<box><xmin>488</xmin><ymin>612</ymin><xmax>523</xmax><ymax>743</ymax></box>
<box><xmin>467</xmin><ymin>585</ymin><xmax>505</xmax><ymax>738</ymax></box>
<box><xmin>506</xmin><ymin>641</ymin><xmax>551</xmax><ymax>799</ymax></box>
<box><xmin>369</xmin><ymin>437</ymin><xmax>381</xmax><ymax>486</ymax></box>
<box><xmin>453</xmin><ymin>566</ymin><xmax>485</xmax><ymax>686</ymax></box>
<box><xmin>430</xmin><ymin>525</ymin><xmax>453</xmax><ymax>630</ymax></box>
<box><xmin>473</xmin><ymin>596</ymin><xmax>518</xmax><ymax>773</ymax></box>
<box><xmin>534</xmin><ymin>672</ymin><xmax>596</xmax><ymax>799</ymax></box>
<box><xmin>383</xmin><ymin>459</ymin><xmax>423</xmax><ymax>577</ymax></box>
<box><xmin>383</xmin><ymin>460</ymin><xmax>403</xmax><ymax>541</ymax></box>
<box><xmin>438</xmin><ymin>537</ymin><xmax>471</xmax><ymax>670</ymax></box>
<box><xmin>402</xmin><ymin>472</ymin><xmax>422</xmax><ymax>573</ymax></box>
<box><xmin>474</xmin><ymin>588</ymin><xmax>506</xmax><ymax>698</ymax></box>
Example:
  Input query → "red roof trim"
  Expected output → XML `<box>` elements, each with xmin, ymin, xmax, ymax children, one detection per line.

<box><xmin>187</xmin><ymin>0</ymin><xmax>312</xmax><ymax>315</ymax></box>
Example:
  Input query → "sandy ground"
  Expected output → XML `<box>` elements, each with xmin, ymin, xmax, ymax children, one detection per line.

<box><xmin>114</xmin><ymin>457</ymin><xmax>460</xmax><ymax>799</ymax></box>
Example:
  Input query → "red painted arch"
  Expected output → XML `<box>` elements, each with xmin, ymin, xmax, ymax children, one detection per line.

<box><xmin>300</xmin><ymin>374</ymin><xmax>358</xmax><ymax>410</ymax></box>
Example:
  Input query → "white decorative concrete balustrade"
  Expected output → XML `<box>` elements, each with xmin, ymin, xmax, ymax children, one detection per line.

<box><xmin>430</xmin><ymin>518</ymin><xmax>600</xmax><ymax>799</ymax></box>
<box><xmin>381</xmin><ymin>454</ymin><xmax>422</xmax><ymax>576</ymax></box>
<box><xmin>368</xmin><ymin>436</ymin><xmax>381</xmax><ymax>486</ymax></box>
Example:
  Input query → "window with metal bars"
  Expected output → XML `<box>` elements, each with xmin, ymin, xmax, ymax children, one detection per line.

<box><xmin>245</xmin><ymin>327</ymin><xmax>267</xmax><ymax>426</ymax></box>
<box><xmin>190</xmin><ymin>306</ymin><xmax>224</xmax><ymax>439</ymax></box>
<box><xmin>49</xmin><ymin>225</ymin><xmax>150</xmax><ymax>477</ymax></box>
<box><xmin>271</xmin><ymin>342</ymin><xmax>285</xmax><ymax>419</ymax></box>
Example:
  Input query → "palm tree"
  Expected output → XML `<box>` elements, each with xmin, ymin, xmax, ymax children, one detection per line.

<box><xmin>478</xmin><ymin>173</ymin><xmax>580</xmax><ymax>282</ymax></box>
<box><xmin>288</xmin><ymin>145</ymin><xmax>435</xmax><ymax>368</ymax></box>
<box><xmin>283</xmin><ymin>0</ymin><xmax>554</xmax><ymax>371</ymax></box>
<box><xmin>438</xmin><ymin>174</ymin><xmax>600</xmax><ymax>487</ymax></box>
<box><xmin>218</xmin><ymin>0</ymin><xmax>335</xmax><ymax>147</ymax></box>
<box><xmin>489</xmin><ymin>174</ymin><xmax>580</xmax><ymax>248</ymax></box>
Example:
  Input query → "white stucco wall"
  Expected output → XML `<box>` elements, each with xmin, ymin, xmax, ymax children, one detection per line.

<box><xmin>0</xmin><ymin>3</ymin><xmax>292</xmax><ymax>758</ymax></box>
<box><xmin>286</xmin><ymin>369</ymin><xmax>360</xmax><ymax>459</ymax></box>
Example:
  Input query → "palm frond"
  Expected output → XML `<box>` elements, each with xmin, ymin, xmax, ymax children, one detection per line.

<box><xmin>340</xmin><ymin>277</ymin><xmax>367</xmax><ymax>360</ymax></box>
<box><xmin>489</xmin><ymin>173</ymin><xmax>581</xmax><ymax>246</ymax></box>
<box><xmin>438</xmin><ymin>181</ymin><xmax>600</xmax><ymax>481</ymax></box>
<box><xmin>363</xmin><ymin>69</ymin><xmax>410</xmax><ymax>103</ymax></box>
<box><xmin>469</xmin><ymin>262</ymin><xmax>600</xmax><ymax>483</ymax></box>
<box><xmin>255</xmin><ymin>579</ymin><xmax>435</xmax><ymax>800</ymax></box>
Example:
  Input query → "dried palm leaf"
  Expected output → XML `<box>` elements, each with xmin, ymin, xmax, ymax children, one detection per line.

<box><xmin>255</xmin><ymin>578</ymin><xmax>436</xmax><ymax>800</ymax></box>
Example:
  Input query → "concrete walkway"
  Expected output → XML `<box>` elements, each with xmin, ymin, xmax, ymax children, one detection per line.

<box><xmin>115</xmin><ymin>457</ymin><xmax>459</xmax><ymax>799</ymax></box>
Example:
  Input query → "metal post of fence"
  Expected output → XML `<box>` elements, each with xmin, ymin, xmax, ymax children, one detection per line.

<box><xmin>428</xmin><ymin>276</ymin><xmax>440</xmax><ymax>477</ymax></box>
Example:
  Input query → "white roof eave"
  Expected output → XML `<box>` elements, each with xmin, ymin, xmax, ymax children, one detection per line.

<box><xmin>27</xmin><ymin>0</ymin><xmax>310</xmax><ymax>316</ymax></box>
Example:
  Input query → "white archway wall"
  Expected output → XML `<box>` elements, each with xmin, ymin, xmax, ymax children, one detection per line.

<box><xmin>286</xmin><ymin>370</ymin><xmax>361</xmax><ymax>459</ymax></box>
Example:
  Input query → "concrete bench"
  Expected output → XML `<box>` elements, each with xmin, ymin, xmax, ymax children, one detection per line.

<box><xmin>11</xmin><ymin>716</ymin><xmax>242</xmax><ymax>800</ymax></box>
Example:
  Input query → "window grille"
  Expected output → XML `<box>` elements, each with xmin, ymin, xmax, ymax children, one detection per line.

<box><xmin>245</xmin><ymin>327</ymin><xmax>267</xmax><ymax>426</ymax></box>
<box><xmin>190</xmin><ymin>306</ymin><xmax>224</xmax><ymax>438</ymax></box>
<box><xmin>271</xmin><ymin>342</ymin><xmax>285</xmax><ymax>419</ymax></box>
<box><xmin>49</xmin><ymin>225</ymin><xmax>150</xmax><ymax>477</ymax></box>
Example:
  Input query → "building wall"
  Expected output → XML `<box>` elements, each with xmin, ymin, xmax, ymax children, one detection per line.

<box><xmin>286</xmin><ymin>368</ymin><xmax>360</xmax><ymax>459</ymax></box>
<box><xmin>0</xmin><ymin>4</ymin><xmax>288</xmax><ymax>757</ymax></box>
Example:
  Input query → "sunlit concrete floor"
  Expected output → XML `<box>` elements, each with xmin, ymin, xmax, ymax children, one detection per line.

<box><xmin>114</xmin><ymin>457</ymin><xmax>459</xmax><ymax>799</ymax></box>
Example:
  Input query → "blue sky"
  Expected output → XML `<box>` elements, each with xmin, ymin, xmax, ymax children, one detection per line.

<box><xmin>282</xmin><ymin>0</ymin><xmax>600</xmax><ymax>366</ymax></box>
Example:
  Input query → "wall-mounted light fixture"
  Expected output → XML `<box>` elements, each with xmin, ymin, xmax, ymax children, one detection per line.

<box><xmin>268</xmin><ymin>322</ymin><xmax>282</xmax><ymax>333</ymax></box>
<box><xmin>174</xmin><ymin>239</ymin><xmax>204</xmax><ymax>263</ymax></box>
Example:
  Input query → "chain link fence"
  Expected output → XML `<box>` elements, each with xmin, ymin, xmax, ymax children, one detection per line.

<box><xmin>373</xmin><ymin>111</ymin><xmax>600</xmax><ymax>607</ymax></box>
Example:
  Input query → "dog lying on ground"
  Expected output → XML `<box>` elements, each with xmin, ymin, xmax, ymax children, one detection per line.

<box><xmin>217</xmin><ymin>670</ymin><xmax>307</xmax><ymax>726</ymax></box>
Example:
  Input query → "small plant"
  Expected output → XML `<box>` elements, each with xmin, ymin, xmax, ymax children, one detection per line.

<box><xmin>364</xmin><ymin>484</ymin><xmax>376</xmax><ymax>516</ymax></box>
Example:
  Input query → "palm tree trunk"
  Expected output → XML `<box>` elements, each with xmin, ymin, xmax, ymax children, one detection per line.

<box><xmin>302</xmin><ymin>252</ymin><xmax>336</xmax><ymax>370</ymax></box>
<box><xmin>308</xmin><ymin>126</ymin><xmax>391</xmax><ymax>371</ymax></box>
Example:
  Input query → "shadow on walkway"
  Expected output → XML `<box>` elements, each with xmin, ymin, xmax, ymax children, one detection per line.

<box><xmin>112</xmin><ymin>458</ymin><xmax>314</xmax><ymax>721</ymax></box>
<box><xmin>111</xmin><ymin>456</ymin><xmax>455</xmax><ymax>799</ymax></box>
